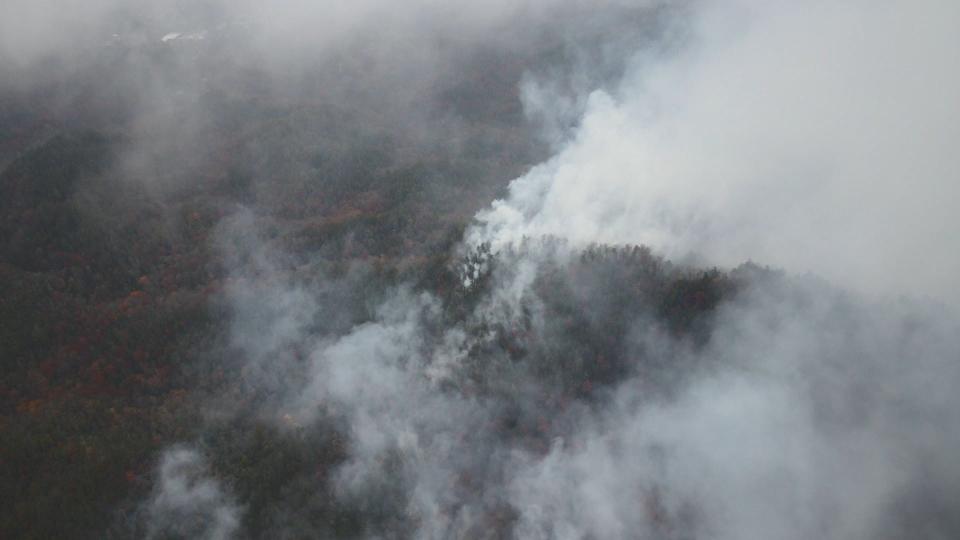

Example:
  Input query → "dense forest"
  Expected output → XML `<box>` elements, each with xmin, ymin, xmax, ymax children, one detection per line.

<box><xmin>0</xmin><ymin>80</ymin><xmax>730</xmax><ymax>540</ymax></box>
<box><xmin>2</xmin><ymin>2</ymin><xmax>959</xmax><ymax>539</ymax></box>
<box><xmin>0</xmin><ymin>7</ymin><xmax>667</xmax><ymax>536</ymax></box>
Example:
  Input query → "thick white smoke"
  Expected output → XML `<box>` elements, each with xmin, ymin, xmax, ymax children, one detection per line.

<box><xmin>458</xmin><ymin>4</ymin><xmax>960</xmax><ymax>536</ymax></box>
<box><xmin>125</xmin><ymin>1</ymin><xmax>960</xmax><ymax>538</ymax></box>
<box><xmin>470</xmin><ymin>0</ymin><xmax>960</xmax><ymax>303</ymax></box>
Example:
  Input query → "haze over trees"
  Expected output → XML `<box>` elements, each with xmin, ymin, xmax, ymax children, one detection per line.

<box><xmin>1</xmin><ymin>1</ymin><xmax>959</xmax><ymax>539</ymax></box>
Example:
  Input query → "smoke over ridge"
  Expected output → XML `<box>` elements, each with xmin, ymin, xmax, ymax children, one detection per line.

<box><xmin>2</xmin><ymin>0</ymin><xmax>958</xmax><ymax>538</ymax></box>
<box><xmin>470</xmin><ymin>0</ymin><xmax>960</xmax><ymax>303</ymax></box>
<box><xmin>138</xmin><ymin>1</ymin><xmax>960</xmax><ymax>537</ymax></box>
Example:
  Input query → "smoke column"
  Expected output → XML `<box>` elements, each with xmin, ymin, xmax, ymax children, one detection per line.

<box><xmin>470</xmin><ymin>0</ymin><xmax>960</xmax><ymax>303</ymax></box>
<box><xmin>117</xmin><ymin>1</ymin><xmax>960</xmax><ymax>538</ymax></box>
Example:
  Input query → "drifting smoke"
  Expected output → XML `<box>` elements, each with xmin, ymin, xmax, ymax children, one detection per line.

<box><xmin>176</xmin><ymin>231</ymin><xmax>960</xmax><ymax>538</ymax></box>
<box><xmin>36</xmin><ymin>0</ymin><xmax>952</xmax><ymax>537</ymax></box>
<box><xmin>506</xmin><ymin>280</ymin><xmax>960</xmax><ymax>539</ymax></box>
<box><xmin>460</xmin><ymin>2</ymin><xmax>960</xmax><ymax>537</ymax></box>
<box><xmin>143</xmin><ymin>447</ymin><xmax>240</xmax><ymax>540</ymax></box>
<box><xmin>471</xmin><ymin>0</ymin><xmax>960</xmax><ymax>303</ymax></box>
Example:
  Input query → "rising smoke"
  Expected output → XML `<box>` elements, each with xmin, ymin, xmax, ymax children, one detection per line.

<box><xmin>471</xmin><ymin>0</ymin><xmax>960</xmax><ymax>302</ymax></box>
<box><xmin>136</xmin><ymin>0</ymin><xmax>960</xmax><ymax>537</ymax></box>
<box><xmin>142</xmin><ymin>447</ymin><xmax>240</xmax><ymax>540</ymax></box>
<box><xmin>7</xmin><ymin>0</ymin><xmax>955</xmax><ymax>538</ymax></box>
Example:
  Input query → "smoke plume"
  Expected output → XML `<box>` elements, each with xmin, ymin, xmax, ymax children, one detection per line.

<box><xmin>9</xmin><ymin>1</ymin><xmax>955</xmax><ymax>538</ymax></box>
<box><xmin>471</xmin><ymin>0</ymin><xmax>960</xmax><ymax>303</ymax></box>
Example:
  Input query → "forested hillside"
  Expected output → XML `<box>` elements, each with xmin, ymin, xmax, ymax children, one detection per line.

<box><xmin>2</xmin><ymin>2</ymin><xmax>959</xmax><ymax>539</ymax></box>
<box><xmin>0</xmin><ymin>7</ymin><xmax>653</xmax><ymax>535</ymax></box>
